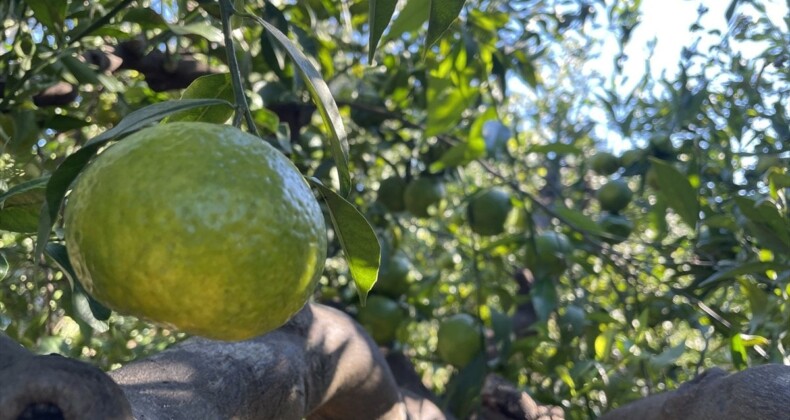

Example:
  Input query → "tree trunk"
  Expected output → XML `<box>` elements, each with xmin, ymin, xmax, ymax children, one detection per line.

<box><xmin>1</xmin><ymin>303</ymin><xmax>788</xmax><ymax>419</ymax></box>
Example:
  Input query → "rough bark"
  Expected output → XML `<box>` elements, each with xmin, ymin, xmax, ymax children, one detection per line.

<box><xmin>0</xmin><ymin>304</ymin><xmax>424</xmax><ymax>420</ymax></box>
<box><xmin>2</xmin><ymin>303</ymin><xmax>790</xmax><ymax>420</ymax></box>
<box><xmin>600</xmin><ymin>364</ymin><xmax>790</xmax><ymax>420</ymax></box>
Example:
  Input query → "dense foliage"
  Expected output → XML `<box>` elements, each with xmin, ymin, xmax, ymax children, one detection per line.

<box><xmin>1</xmin><ymin>0</ymin><xmax>788</xmax><ymax>418</ymax></box>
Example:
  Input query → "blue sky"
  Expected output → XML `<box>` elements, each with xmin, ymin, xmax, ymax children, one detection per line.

<box><xmin>610</xmin><ymin>0</ymin><xmax>788</xmax><ymax>84</ymax></box>
<box><xmin>577</xmin><ymin>0</ymin><xmax>789</xmax><ymax>152</ymax></box>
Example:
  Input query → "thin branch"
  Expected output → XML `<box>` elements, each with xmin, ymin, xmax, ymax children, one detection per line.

<box><xmin>218</xmin><ymin>0</ymin><xmax>258</xmax><ymax>136</ymax></box>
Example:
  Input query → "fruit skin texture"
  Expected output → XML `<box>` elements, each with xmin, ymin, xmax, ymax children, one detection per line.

<box><xmin>357</xmin><ymin>295</ymin><xmax>405</xmax><ymax>345</ymax></box>
<box><xmin>596</xmin><ymin>179</ymin><xmax>633</xmax><ymax>213</ymax></box>
<box><xmin>376</xmin><ymin>177</ymin><xmax>407</xmax><ymax>212</ymax></box>
<box><xmin>533</xmin><ymin>231</ymin><xmax>573</xmax><ymax>274</ymax></box>
<box><xmin>64</xmin><ymin>122</ymin><xmax>327</xmax><ymax>341</ymax></box>
<box><xmin>598</xmin><ymin>213</ymin><xmax>633</xmax><ymax>244</ymax></box>
<box><xmin>467</xmin><ymin>188</ymin><xmax>513</xmax><ymax>236</ymax></box>
<box><xmin>404</xmin><ymin>178</ymin><xmax>445</xmax><ymax>218</ymax></box>
<box><xmin>589</xmin><ymin>152</ymin><xmax>621</xmax><ymax>175</ymax></box>
<box><xmin>375</xmin><ymin>254</ymin><xmax>412</xmax><ymax>297</ymax></box>
<box><xmin>437</xmin><ymin>314</ymin><xmax>483</xmax><ymax>368</ymax></box>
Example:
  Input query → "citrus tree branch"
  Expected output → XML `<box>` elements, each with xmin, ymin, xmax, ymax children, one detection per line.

<box><xmin>218</xmin><ymin>0</ymin><xmax>258</xmax><ymax>135</ymax></box>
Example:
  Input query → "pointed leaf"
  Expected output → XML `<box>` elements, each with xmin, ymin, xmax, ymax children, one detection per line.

<box><xmin>45</xmin><ymin>243</ymin><xmax>111</xmax><ymax>329</ymax></box>
<box><xmin>0</xmin><ymin>252</ymin><xmax>8</xmax><ymax>280</ymax></box>
<box><xmin>553</xmin><ymin>205</ymin><xmax>605</xmax><ymax>235</ymax></box>
<box><xmin>426</xmin><ymin>78</ymin><xmax>475</xmax><ymax>137</ymax></box>
<box><xmin>36</xmin><ymin>99</ymin><xmax>231</xmax><ymax>259</ymax></box>
<box><xmin>168</xmin><ymin>74</ymin><xmax>235</xmax><ymax>123</ymax></box>
<box><xmin>251</xmin><ymin>15</ymin><xmax>351</xmax><ymax>196</ymax></box>
<box><xmin>697</xmin><ymin>261</ymin><xmax>790</xmax><ymax>288</ymax></box>
<box><xmin>735</xmin><ymin>196</ymin><xmax>790</xmax><ymax>253</ymax></box>
<box><xmin>426</xmin><ymin>0</ymin><xmax>467</xmax><ymax>48</ymax></box>
<box><xmin>650</xmin><ymin>159</ymin><xmax>699</xmax><ymax>228</ymax></box>
<box><xmin>168</xmin><ymin>22</ymin><xmax>224</xmax><ymax>43</ymax></box>
<box><xmin>528</xmin><ymin>143</ymin><xmax>583</xmax><ymax>156</ymax></box>
<box><xmin>368</xmin><ymin>0</ymin><xmax>399</xmax><ymax>62</ymax></box>
<box><xmin>62</xmin><ymin>55</ymin><xmax>102</xmax><ymax>85</ymax></box>
<box><xmin>0</xmin><ymin>177</ymin><xmax>48</xmax><ymax>233</ymax></box>
<box><xmin>309</xmin><ymin>178</ymin><xmax>380</xmax><ymax>303</ymax></box>
<box><xmin>648</xmin><ymin>342</ymin><xmax>686</xmax><ymax>368</ymax></box>
<box><xmin>383</xmin><ymin>0</ymin><xmax>429</xmax><ymax>43</ymax></box>
<box><xmin>24</xmin><ymin>0</ymin><xmax>66</xmax><ymax>36</ymax></box>
<box><xmin>531</xmin><ymin>276</ymin><xmax>557</xmax><ymax>322</ymax></box>
<box><xmin>730</xmin><ymin>334</ymin><xmax>748</xmax><ymax>369</ymax></box>
<box><xmin>429</xmin><ymin>140</ymin><xmax>485</xmax><ymax>172</ymax></box>
<box><xmin>725</xmin><ymin>0</ymin><xmax>741</xmax><ymax>22</ymax></box>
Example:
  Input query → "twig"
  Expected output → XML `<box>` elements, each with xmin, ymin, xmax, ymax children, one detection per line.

<box><xmin>218</xmin><ymin>0</ymin><xmax>258</xmax><ymax>135</ymax></box>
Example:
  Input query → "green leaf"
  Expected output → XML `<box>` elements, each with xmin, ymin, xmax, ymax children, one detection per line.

<box><xmin>739</xmin><ymin>278</ymin><xmax>768</xmax><ymax>331</ymax></box>
<box><xmin>527</xmin><ymin>143</ymin><xmax>583</xmax><ymax>156</ymax></box>
<box><xmin>734</xmin><ymin>196</ymin><xmax>790</xmax><ymax>253</ymax></box>
<box><xmin>41</xmin><ymin>115</ymin><xmax>91</xmax><ymax>131</ymax></box>
<box><xmin>730</xmin><ymin>334</ymin><xmax>748</xmax><ymax>369</ymax></box>
<box><xmin>697</xmin><ymin>261</ymin><xmax>790</xmax><ymax>288</ymax></box>
<box><xmin>553</xmin><ymin>205</ymin><xmax>605</xmax><ymax>235</ymax></box>
<box><xmin>648</xmin><ymin>342</ymin><xmax>685</xmax><ymax>369</ymax></box>
<box><xmin>426</xmin><ymin>76</ymin><xmax>475</xmax><ymax>137</ymax></box>
<box><xmin>383</xmin><ymin>0</ymin><xmax>429</xmax><ymax>43</ymax></box>
<box><xmin>62</xmin><ymin>55</ymin><xmax>101</xmax><ymax>85</ymax></box>
<box><xmin>36</xmin><ymin>99</ymin><xmax>232</xmax><ymax>259</ymax></box>
<box><xmin>0</xmin><ymin>177</ymin><xmax>48</xmax><ymax>233</ymax></box>
<box><xmin>252</xmin><ymin>15</ymin><xmax>351</xmax><ymax>197</ymax></box>
<box><xmin>45</xmin><ymin>243</ymin><xmax>111</xmax><ymax>330</ymax></box>
<box><xmin>531</xmin><ymin>276</ymin><xmax>557</xmax><ymax>322</ymax></box>
<box><xmin>594</xmin><ymin>330</ymin><xmax>615</xmax><ymax>361</ymax></box>
<box><xmin>309</xmin><ymin>178</ymin><xmax>380</xmax><ymax>304</ymax></box>
<box><xmin>426</xmin><ymin>0</ymin><xmax>467</xmax><ymax>48</ymax></box>
<box><xmin>650</xmin><ymin>159</ymin><xmax>699</xmax><ymax>228</ymax></box>
<box><xmin>168</xmin><ymin>22</ymin><xmax>224</xmax><ymax>43</ymax></box>
<box><xmin>445</xmin><ymin>355</ymin><xmax>487</xmax><ymax>418</ymax></box>
<box><xmin>168</xmin><ymin>74</ymin><xmax>235</xmax><ymax>124</ymax></box>
<box><xmin>429</xmin><ymin>140</ymin><xmax>485</xmax><ymax>172</ymax></box>
<box><xmin>368</xmin><ymin>0</ymin><xmax>398</xmax><ymax>62</ymax></box>
<box><xmin>24</xmin><ymin>0</ymin><xmax>66</xmax><ymax>36</ymax></box>
<box><xmin>0</xmin><ymin>252</ymin><xmax>8</xmax><ymax>280</ymax></box>
<box><xmin>649</xmin><ymin>198</ymin><xmax>669</xmax><ymax>241</ymax></box>
<box><xmin>725</xmin><ymin>0</ymin><xmax>741</xmax><ymax>22</ymax></box>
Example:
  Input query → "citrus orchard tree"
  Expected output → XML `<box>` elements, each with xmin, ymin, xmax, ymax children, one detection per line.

<box><xmin>1</xmin><ymin>0</ymin><xmax>789</xmax><ymax>418</ymax></box>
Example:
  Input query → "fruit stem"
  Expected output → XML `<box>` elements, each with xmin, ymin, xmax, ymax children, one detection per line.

<box><xmin>218</xmin><ymin>0</ymin><xmax>259</xmax><ymax>136</ymax></box>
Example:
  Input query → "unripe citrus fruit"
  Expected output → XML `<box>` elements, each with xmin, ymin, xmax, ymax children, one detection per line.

<box><xmin>404</xmin><ymin>177</ymin><xmax>445</xmax><ymax>218</ymax></box>
<box><xmin>375</xmin><ymin>253</ymin><xmax>412</xmax><ymax>297</ymax></box>
<box><xmin>533</xmin><ymin>231</ymin><xmax>573</xmax><ymax>274</ymax></box>
<box><xmin>437</xmin><ymin>313</ymin><xmax>483</xmax><ymax>368</ymax></box>
<box><xmin>467</xmin><ymin>188</ymin><xmax>513</xmax><ymax>236</ymax></box>
<box><xmin>357</xmin><ymin>295</ymin><xmax>406</xmax><ymax>345</ymax></box>
<box><xmin>620</xmin><ymin>148</ymin><xmax>645</xmax><ymax>169</ymax></box>
<box><xmin>596</xmin><ymin>179</ymin><xmax>632</xmax><ymax>213</ymax></box>
<box><xmin>589</xmin><ymin>152</ymin><xmax>621</xmax><ymax>175</ymax></box>
<box><xmin>598</xmin><ymin>213</ymin><xmax>633</xmax><ymax>244</ymax></box>
<box><xmin>64</xmin><ymin>122</ymin><xmax>327</xmax><ymax>341</ymax></box>
<box><xmin>376</xmin><ymin>176</ymin><xmax>407</xmax><ymax>212</ymax></box>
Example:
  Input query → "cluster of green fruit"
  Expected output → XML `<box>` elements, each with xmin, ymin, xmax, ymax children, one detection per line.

<box><xmin>590</xmin><ymin>151</ymin><xmax>634</xmax><ymax>244</ymax></box>
<box><xmin>357</xmin><ymin>294</ymin><xmax>484</xmax><ymax>368</ymax></box>
<box><xmin>377</xmin><ymin>176</ymin><xmax>446</xmax><ymax>218</ymax></box>
<box><xmin>356</xmin><ymin>249</ymin><xmax>484</xmax><ymax>368</ymax></box>
<box><xmin>378</xmin><ymin>176</ymin><xmax>516</xmax><ymax>236</ymax></box>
